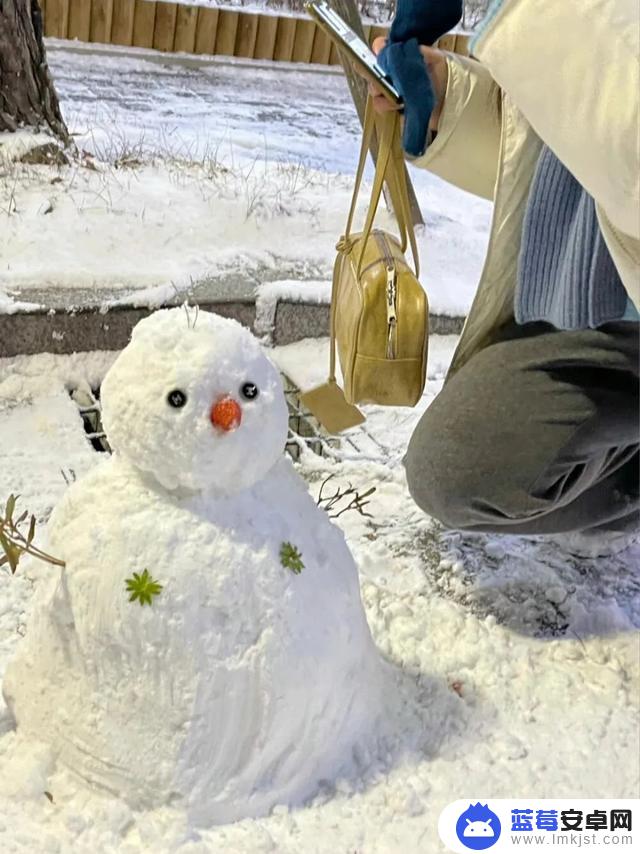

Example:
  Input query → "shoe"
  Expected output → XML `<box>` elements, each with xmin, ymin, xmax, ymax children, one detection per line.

<box><xmin>536</xmin><ymin>529</ymin><xmax>639</xmax><ymax>559</ymax></box>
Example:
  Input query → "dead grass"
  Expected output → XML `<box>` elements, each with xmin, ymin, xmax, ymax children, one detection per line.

<box><xmin>1</xmin><ymin>123</ymin><xmax>352</xmax><ymax>227</ymax></box>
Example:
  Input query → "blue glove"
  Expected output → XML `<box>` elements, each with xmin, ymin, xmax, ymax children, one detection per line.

<box><xmin>378</xmin><ymin>1</ymin><xmax>463</xmax><ymax>157</ymax></box>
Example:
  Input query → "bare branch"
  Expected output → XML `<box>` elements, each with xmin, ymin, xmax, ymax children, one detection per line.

<box><xmin>0</xmin><ymin>495</ymin><xmax>65</xmax><ymax>570</ymax></box>
<box><xmin>317</xmin><ymin>475</ymin><xmax>376</xmax><ymax>519</ymax></box>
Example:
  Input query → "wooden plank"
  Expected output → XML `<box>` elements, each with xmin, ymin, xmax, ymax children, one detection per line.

<box><xmin>67</xmin><ymin>0</ymin><xmax>91</xmax><ymax>42</ymax></box>
<box><xmin>173</xmin><ymin>4</ymin><xmax>198</xmax><ymax>54</ymax></box>
<box><xmin>214</xmin><ymin>9</ymin><xmax>238</xmax><ymax>56</ymax></box>
<box><xmin>132</xmin><ymin>0</ymin><xmax>156</xmax><ymax>49</ymax></box>
<box><xmin>234</xmin><ymin>11</ymin><xmax>259</xmax><ymax>59</ymax></box>
<box><xmin>437</xmin><ymin>33</ymin><xmax>456</xmax><ymax>52</ymax></box>
<box><xmin>310</xmin><ymin>24</ymin><xmax>331</xmax><ymax>65</ymax></box>
<box><xmin>39</xmin><ymin>0</ymin><xmax>47</xmax><ymax>22</ymax></box>
<box><xmin>328</xmin><ymin>41</ymin><xmax>340</xmax><ymax>66</ymax></box>
<box><xmin>291</xmin><ymin>19</ymin><xmax>315</xmax><ymax>63</ymax></box>
<box><xmin>253</xmin><ymin>14</ymin><xmax>278</xmax><ymax>61</ymax></box>
<box><xmin>90</xmin><ymin>0</ymin><xmax>114</xmax><ymax>43</ymax></box>
<box><xmin>369</xmin><ymin>24</ymin><xmax>388</xmax><ymax>46</ymax></box>
<box><xmin>194</xmin><ymin>7</ymin><xmax>218</xmax><ymax>55</ymax></box>
<box><xmin>153</xmin><ymin>1</ymin><xmax>177</xmax><ymax>52</ymax></box>
<box><xmin>454</xmin><ymin>33</ymin><xmax>470</xmax><ymax>56</ymax></box>
<box><xmin>111</xmin><ymin>0</ymin><xmax>136</xmax><ymax>46</ymax></box>
<box><xmin>44</xmin><ymin>0</ymin><xmax>69</xmax><ymax>37</ymax></box>
<box><xmin>273</xmin><ymin>16</ymin><xmax>296</xmax><ymax>62</ymax></box>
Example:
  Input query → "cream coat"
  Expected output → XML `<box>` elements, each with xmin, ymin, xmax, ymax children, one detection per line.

<box><xmin>414</xmin><ymin>0</ymin><xmax>640</xmax><ymax>376</ymax></box>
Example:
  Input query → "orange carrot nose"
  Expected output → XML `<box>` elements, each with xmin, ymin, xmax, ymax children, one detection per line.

<box><xmin>210</xmin><ymin>397</ymin><xmax>242</xmax><ymax>432</ymax></box>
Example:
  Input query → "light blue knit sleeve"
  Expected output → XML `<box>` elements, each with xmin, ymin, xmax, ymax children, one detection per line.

<box><xmin>622</xmin><ymin>299</ymin><xmax>640</xmax><ymax>322</ymax></box>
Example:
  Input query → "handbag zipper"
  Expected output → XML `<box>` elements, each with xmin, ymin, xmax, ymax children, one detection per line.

<box><xmin>386</xmin><ymin>265</ymin><xmax>397</xmax><ymax>358</ymax></box>
<box><xmin>375</xmin><ymin>232</ymin><xmax>398</xmax><ymax>359</ymax></box>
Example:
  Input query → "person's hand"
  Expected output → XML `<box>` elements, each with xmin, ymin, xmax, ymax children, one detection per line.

<box><xmin>367</xmin><ymin>37</ymin><xmax>449</xmax><ymax>132</ymax></box>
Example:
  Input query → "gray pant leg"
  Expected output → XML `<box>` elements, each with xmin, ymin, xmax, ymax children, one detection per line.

<box><xmin>404</xmin><ymin>321</ymin><xmax>640</xmax><ymax>534</ymax></box>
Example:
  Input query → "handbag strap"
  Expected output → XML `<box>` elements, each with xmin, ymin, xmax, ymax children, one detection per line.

<box><xmin>343</xmin><ymin>99</ymin><xmax>389</xmax><ymax>243</ymax></box>
<box><xmin>343</xmin><ymin>98</ymin><xmax>420</xmax><ymax>278</ymax></box>
<box><xmin>328</xmin><ymin>253</ymin><xmax>341</xmax><ymax>384</ymax></box>
<box><xmin>328</xmin><ymin>98</ymin><xmax>421</xmax><ymax>384</ymax></box>
<box><xmin>389</xmin><ymin>127</ymin><xmax>420</xmax><ymax>278</ymax></box>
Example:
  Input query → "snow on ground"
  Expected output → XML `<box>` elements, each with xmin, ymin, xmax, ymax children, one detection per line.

<box><xmin>0</xmin><ymin>45</ymin><xmax>490</xmax><ymax>315</ymax></box>
<box><xmin>0</xmin><ymin>39</ymin><xmax>637</xmax><ymax>854</ymax></box>
<box><xmin>0</xmin><ymin>156</ymin><xmax>355</xmax><ymax>307</ymax></box>
<box><xmin>0</xmin><ymin>339</ymin><xmax>638</xmax><ymax>852</ymax></box>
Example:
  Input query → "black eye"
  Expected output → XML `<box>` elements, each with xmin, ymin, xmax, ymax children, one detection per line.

<box><xmin>167</xmin><ymin>389</ymin><xmax>187</xmax><ymax>408</ymax></box>
<box><xmin>241</xmin><ymin>382</ymin><xmax>259</xmax><ymax>401</ymax></box>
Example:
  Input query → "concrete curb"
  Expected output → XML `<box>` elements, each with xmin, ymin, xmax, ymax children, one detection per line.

<box><xmin>0</xmin><ymin>299</ymin><xmax>464</xmax><ymax>358</ymax></box>
<box><xmin>273</xmin><ymin>300</ymin><xmax>464</xmax><ymax>346</ymax></box>
<box><xmin>0</xmin><ymin>301</ymin><xmax>253</xmax><ymax>358</ymax></box>
<box><xmin>2</xmin><ymin>263</ymin><xmax>465</xmax><ymax>357</ymax></box>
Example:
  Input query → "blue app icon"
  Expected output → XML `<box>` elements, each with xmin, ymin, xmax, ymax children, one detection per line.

<box><xmin>455</xmin><ymin>802</ymin><xmax>502</xmax><ymax>850</ymax></box>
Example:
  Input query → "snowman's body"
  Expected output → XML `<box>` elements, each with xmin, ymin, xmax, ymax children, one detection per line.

<box><xmin>3</xmin><ymin>309</ymin><xmax>385</xmax><ymax>825</ymax></box>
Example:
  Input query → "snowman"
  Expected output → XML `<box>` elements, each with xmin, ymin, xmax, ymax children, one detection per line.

<box><xmin>3</xmin><ymin>308</ymin><xmax>386</xmax><ymax>826</ymax></box>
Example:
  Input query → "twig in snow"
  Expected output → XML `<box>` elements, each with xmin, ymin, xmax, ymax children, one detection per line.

<box><xmin>0</xmin><ymin>495</ymin><xmax>65</xmax><ymax>573</ymax></box>
<box><xmin>316</xmin><ymin>474</ymin><xmax>376</xmax><ymax>519</ymax></box>
<box><xmin>60</xmin><ymin>468</ymin><xmax>76</xmax><ymax>485</ymax></box>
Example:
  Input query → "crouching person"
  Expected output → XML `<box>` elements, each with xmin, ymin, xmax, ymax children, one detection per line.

<box><xmin>372</xmin><ymin>0</ymin><xmax>639</xmax><ymax>540</ymax></box>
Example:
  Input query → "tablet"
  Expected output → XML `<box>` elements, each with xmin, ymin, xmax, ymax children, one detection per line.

<box><xmin>306</xmin><ymin>2</ymin><xmax>402</xmax><ymax>105</ymax></box>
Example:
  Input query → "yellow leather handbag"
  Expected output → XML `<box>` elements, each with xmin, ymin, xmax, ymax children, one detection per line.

<box><xmin>302</xmin><ymin>99</ymin><xmax>429</xmax><ymax>434</ymax></box>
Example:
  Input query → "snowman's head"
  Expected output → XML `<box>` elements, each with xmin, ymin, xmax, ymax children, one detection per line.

<box><xmin>101</xmin><ymin>308</ymin><xmax>289</xmax><ymax>494</ymax></box>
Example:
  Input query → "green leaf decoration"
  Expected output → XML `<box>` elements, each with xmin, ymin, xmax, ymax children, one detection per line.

<box><xmin>5</xmin><ymin>495</ymin><xmax>16</xmax><ymax>524</ymax></box>
<box><xmin>27</xmin><ymin>515</ymin><xmax>36</xmax><ymax>545</ymax></box>
<box><xmin>125</xmin><ymin>569</ymin><xmax>163</xmax><ymax>606</ymax></box>
<box><xmin>280</xmin><ymin>542</ymin><xmax>304</xmax><ymax>575</ymax></box>
<box><xmin>0</xmin><ymin>531</ymin><xmax>20</xmax><ymax>574</ymax></box>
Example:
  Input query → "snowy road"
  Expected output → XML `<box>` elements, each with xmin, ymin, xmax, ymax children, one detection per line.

<box><xmin>48</xmin><ymin>43</ymin><xmax>362</xmax><ymax>171</ymax></box>
<box><xmin>3</xmin><ymin>44</ymin><xmax>492</xmax><ymax>315</ymax></box>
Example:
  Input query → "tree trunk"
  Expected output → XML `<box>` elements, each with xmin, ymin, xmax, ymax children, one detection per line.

<box><xmin>0</xmin><ymin>0</ymin><xmax>69</xmax><ymax>142</ymax></box>
<box><xmin>329</xmin><ymin>0</ymin><xmax>424</xmax><ymax>228</ymax></box>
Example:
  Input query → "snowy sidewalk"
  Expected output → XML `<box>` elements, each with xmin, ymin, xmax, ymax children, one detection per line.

<box><xmin>0</xmin><ymin>336</ymin><xmax>638</xmax><ymax>852</ymax></box>
<box><xmin>1</xmin><ymin>44</ymin><xmax>490</xmax><ymax>352</ymax></box>
<box><xmin>46</xmin><ymin>40</ymin><xmax>360</xmax><ymax>173</ymax></box>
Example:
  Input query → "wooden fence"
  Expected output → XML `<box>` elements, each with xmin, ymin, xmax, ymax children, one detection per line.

<box><xmin>41</xmin><ymin>0</ymin><xmax>470</xmax><ymax>64</ymax></box>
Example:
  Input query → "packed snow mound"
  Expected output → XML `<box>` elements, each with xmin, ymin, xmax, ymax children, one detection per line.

<box><xmin>3</xmin><ymin>308</ymin><xmax>386</xmax><ymax>826</ymax></box>
<box><xmin>101</xmin><ymin>307</ymin><xmax>290</xmax><ymax>493</ymax></box>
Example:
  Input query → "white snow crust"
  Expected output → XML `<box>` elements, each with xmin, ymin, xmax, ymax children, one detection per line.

<box><xmin>101</xmin><ymin>309</ymin><xmax>290</xmax><ymax>493</ymax></box>
<box><xmin>0</xmin><ymin>47</ymin><xmax>491</xmax><ymax>318</ymax></box>
<box><xmin>3</xmin><ymin>311</ymin><xmax>386</xmax><ymax>826</ymax></box>
<box><xmin>0</xmin><ymin>41</ymin><xmax>637</xmax><ymax>854</ymax></box>
<box><xmin>0</xmin><ymin>336</ymin><xmax>638</xmax><ymax>852</ymax></box>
